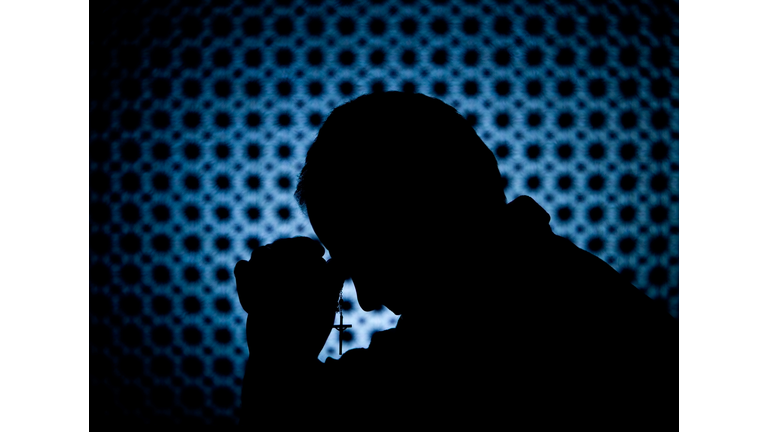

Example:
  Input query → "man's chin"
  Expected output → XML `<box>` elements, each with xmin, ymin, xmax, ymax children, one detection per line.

<box><xmin>358</xmin><ymin>298</ymin><xmax>383</xmax><ymax>313</ymax></box>
<box><xmin>385</xmin><ymin>305</ymin><xmax>402</xmax><ymax>315</ymax></box>
<box><xmin>358</xmin><ymin>299</ymin><xmax>401</xmax><ymax>315</ymax></box>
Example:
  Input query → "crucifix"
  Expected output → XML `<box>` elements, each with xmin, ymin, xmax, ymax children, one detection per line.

<box><xmin>332</xmin><ymin>290</ymin><xmax>352</xmax><ymax>356</ymax></box>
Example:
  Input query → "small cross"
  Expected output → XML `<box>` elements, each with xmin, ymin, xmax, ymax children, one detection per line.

<box><xmin>332</xmin><ymin>313</ymin><xmax>352</xmax><ymax>356</ymax></box>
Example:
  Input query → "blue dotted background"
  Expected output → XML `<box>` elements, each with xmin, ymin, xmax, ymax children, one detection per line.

<box><xmin>90</xmin><ymin>0</ymin><xmax>678</xmax><ymax>425</ymax></box>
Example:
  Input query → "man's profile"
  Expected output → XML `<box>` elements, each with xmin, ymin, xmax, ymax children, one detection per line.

<box><xmin>234</xmin><ymin>92</ymin><xmax>677</xmax><ymax>429</ymax></box>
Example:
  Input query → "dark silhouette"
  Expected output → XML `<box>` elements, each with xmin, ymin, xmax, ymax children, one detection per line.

<box><xmin>234</xmin><ymin>92</ymin><xmax>677</xmax><ymax>429</ymax></box>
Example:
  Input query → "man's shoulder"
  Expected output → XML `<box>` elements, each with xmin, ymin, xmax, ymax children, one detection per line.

<box><xmin>491</xmin><ymin>198</ymin><xmax>673</xmax><ymax>326</ymax></box>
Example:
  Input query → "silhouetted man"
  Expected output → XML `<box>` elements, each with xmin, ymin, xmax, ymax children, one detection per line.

<box><xmin>234</xmin><ymin>92</ymin><xmax>677</xmax><ymax>429</ymax></box>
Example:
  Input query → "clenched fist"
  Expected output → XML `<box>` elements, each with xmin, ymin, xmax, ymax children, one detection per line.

<box><xmin>234</xmin><ymin>236</ymin><xmax>345</xmax><ymax>362</ymax></box>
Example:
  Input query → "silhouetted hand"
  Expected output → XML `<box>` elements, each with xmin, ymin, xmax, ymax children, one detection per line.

<box><xmin>234</xmin><ymin>237</ymin><xmax>342</xmax><ymax>363</ymax></box>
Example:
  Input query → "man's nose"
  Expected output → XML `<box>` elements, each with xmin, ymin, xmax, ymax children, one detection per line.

<box><xmin>327</xmin><ymin>258</ymin><xmax>351</xmax><ymax>285</ymax></box>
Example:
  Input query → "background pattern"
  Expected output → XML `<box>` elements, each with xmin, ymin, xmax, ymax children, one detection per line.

<box><xmin>90</xmin><ymin>0</ymin><xmax>678</xmax><ymax>425</ymax></box>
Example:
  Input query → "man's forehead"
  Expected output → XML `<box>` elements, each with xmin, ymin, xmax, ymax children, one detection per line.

<box><xmin>307</xmin><ymin>201</ymin><xmax>361</xmax><ymax>245</ymax></box>
<box><xmin>307</xmin><ymin>201</ymin><xmax>402</xmax><ymax>249</ymax></box>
